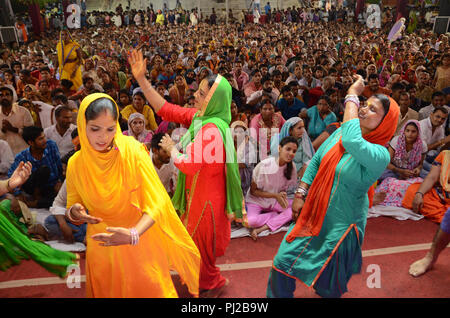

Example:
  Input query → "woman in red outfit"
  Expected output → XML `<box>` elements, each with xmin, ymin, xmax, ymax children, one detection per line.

<box><xmin>129</xmin><ymin>50</ymin><xmax>243</xmax><ymax>298</ymax></box>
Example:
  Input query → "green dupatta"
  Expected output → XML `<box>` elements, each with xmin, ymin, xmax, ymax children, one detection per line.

<box><xmin>171</xmin><ymin>75</ymin><xmax>244</xmax><ymax>221</ymax></box>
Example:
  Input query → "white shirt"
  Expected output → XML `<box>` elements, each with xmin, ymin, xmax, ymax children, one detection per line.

<box><xmin>0</xmin><ymin>139</ymin><xmax>14</xmax><ymax>179</ymax></box>
<box><xmin>150</xmin><ymin>150</ymin><xmax>178</xmax><ymax>195</ymax></box>
<box><xmin>32</xmin><ymin>101</ymin><xmax>57</xmax><ymax>129</ymax></box>
<box><xmin>418</xmin><ymin>104</ymin><xmax>450</xmax><ymax>121</ymax></box>
<box><xmin>0</xmin><ymin>103</ymin><xmax>34</xmax><ymax>155</ymax></box>
<box><xmin>44</xmin><ymin>124</ymin><xmax>77</xmax><ymax>158</ymax></box>
<box><xmin>49</xmin><ymin>180</ymin><xmax>67</xmax><ymax>216</ymax></box>
<box><xmin>419</xmin><ymin>117</ymin><xmax>445</xmax><ymax>148</ymax></box>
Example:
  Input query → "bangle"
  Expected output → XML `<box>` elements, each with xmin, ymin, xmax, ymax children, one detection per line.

<box><xmin>294</xmin><ymin>192</ymin><xmax>305</xmax><ymax>200</ymax></box>
<box><xmin>344</xmin><ymin>95</ymin><xmax>360</xmax><ymax>108</ymax></box>
<box><xmin>295</xmin><ymin>186</ymin><xmax>308</xmax><ymax>198</ymax></box>
<box><xmin>415</xmin><ymin>192</ymin><xmax>424</xmax><ymax>197</ymax></box>
<box><xmin>129</xmin><ymin>228</ymin><xmax>139</xmax><ymax>246</ymax></box>
<box><xmin>6</xmin><ymin>179</ymin><xmax>13</xmax><ymax>192</ymax></box>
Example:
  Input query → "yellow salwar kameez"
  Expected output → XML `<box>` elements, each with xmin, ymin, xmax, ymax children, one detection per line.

<box><xmin>66</xmin><ymin>93</ymin><xmax>200</xmax><ymax>298</ymax></box>
<box><xmin>57</xmin><ymin>31</ymin><xmax>83</xmax><ymax>91</ymax></box>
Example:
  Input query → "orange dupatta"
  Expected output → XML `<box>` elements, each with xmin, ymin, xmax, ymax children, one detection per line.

<box><xmin>286</xmin><ymin>97</ymin><xmax>399</xmax><ymax>242</ymax></box>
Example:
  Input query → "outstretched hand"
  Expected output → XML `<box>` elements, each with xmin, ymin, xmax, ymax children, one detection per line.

<box><xmin>8</xmin><ymin>161</ymin><xmax>32</xmax><ymax>189</ymax></box>
<box><xmin>91</xmin><ymin>227</ymin><xmax>132</xmax><ymax>247</ymax></box>
<box><xmin>128</xmin><ymin>49</ymin><xmax>147</xmax><ymax>81</ymax></box>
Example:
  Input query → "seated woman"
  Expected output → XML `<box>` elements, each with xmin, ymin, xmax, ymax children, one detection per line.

<box><xmin>120</xmin><ymin>90</ymin><xmax>158</xmax><ymax>131</ymax></box>
<box><xmin>375</xmin><ymin>120</ymin><xmax>427</xmax><ymax>206</ymax></box>
<box><xmin>402</xmin><ymin>149</ymin><xmax>450</xmax><ymax>223</ymax></box>
<box><xmin>123</xmin><ymin>113</ymin><xmax>154</xmax><ymax>144</ymax></box>
<box><xmin>249</xmin><ymin>98</ymin><xmax>286</xmax><ymax>159</ymax></box>
<box><xmin>231</xmin><ymin>121</ymin><xmax>257</xmax><ymax>196</ymax></box>
<box><xmin>245</xmin><ymin>136</ymin><xmax>299</xmax><ymax>241</ymax></box>
<box><xmin>301</xmin><ymin>95</ymin><xmax>337</xmax><ymax>141</ymax></box>
<box><xmin>270</xmin><ymin>117</ymin><xmax>315</xmax><ymax>186</ymax></box>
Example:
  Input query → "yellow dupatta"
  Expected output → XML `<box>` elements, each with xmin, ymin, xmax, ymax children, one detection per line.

<box><xmin>57</xmin><ymin>30</ymin><xmax>82</xmax><ymax>90</ymax></box>
<box><xmin>66</xmin><ymin>93</ymin><xmax>200</xmax><ymax>296</ymax></box>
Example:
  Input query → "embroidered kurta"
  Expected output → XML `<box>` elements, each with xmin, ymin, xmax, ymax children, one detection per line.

<box><xmin>157</xmin><ymin>101</ymin><xmax>230</xmax><ymax>291</ymax></box>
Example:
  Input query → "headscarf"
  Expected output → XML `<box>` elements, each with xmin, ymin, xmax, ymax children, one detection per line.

<box><xmin>66</xmin><ymin>93</ymin><xmax>200</xmax><ymax>296</ymax></box>
<box><xmin>393</xmin><ymin>120</ymin><xmax>424</xmax><ymax>170</ymax></box>
<box><xmin>57</xmin><ymin>29</ymin><xmax>80</xmax><ymax>75</ymax></box>
<box><xmin>286</xmin><ymin>97</ymin><xmax>400</xmax><ymax>242</ymax></box>
<box><xmin>126</xmin><ymin>112</ymin><xmax>153</xmax><ymax>143</ymax></box>
<box><xmin>172</xmin><ymin>75</ymin><xmax>244</xmax><ymax>221</ymax></box>
<box><xmin>270</xmin><ymin>117</ymin><xmax>315</xmax><ymax>161</ymax></box>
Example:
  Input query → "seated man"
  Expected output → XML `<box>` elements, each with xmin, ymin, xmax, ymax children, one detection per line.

<box><xmin>149</xmin><ymin>132</ymin><xmax>178</xmax><ymax>197</ymax></box>
<box><xmin>8</xmin><ymin>126</ymin><xmax>63</xmax><ymax>208</ymax></box>
<box><xmin>362</xmin><ymin>73</ymin><xmax>392</xmax><ymax>99</ymax></box>
<box><xmin>276</xmin><ymin>86</ymin><xmax>307</xmax><ymax>120</ymax></box>
<box><xmin>44</xmin><ymin>137</ymin><xmax>86</xmax><ymax>244</ymax></box>
<box><xmin>0</xmin><ymin>86</ymin><xmax>34</xmax><ymax>155</ymax></box>
<box><xmin>418</xmin><ymin>91</ymin><xmax>449</xmax><ymax>121</ymax></box>
<box><xmin>395</xmin><ymin>91</ymin><xmax>419</xmax><ymax>136</ymax></box>
<box><xmin>419</xmin><ymin>107</ymin><xmax>450</xmax><ymax>177</ymax></box>
<box><xmin>44</xmin><ymin>105</ymin><xmax>77</xmax><ymax>158</ymax></box>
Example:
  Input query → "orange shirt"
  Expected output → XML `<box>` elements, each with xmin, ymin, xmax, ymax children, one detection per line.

<box><xmin>362</xmin><ymin>85</ymin><xmax>392</xmax><ymax>99</ymax></box>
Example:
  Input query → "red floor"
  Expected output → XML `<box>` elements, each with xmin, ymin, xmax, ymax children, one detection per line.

<box><xmin>0</xmin><ymin>216</ymin><xmax>449</xmax><ymax>298</ymax></box>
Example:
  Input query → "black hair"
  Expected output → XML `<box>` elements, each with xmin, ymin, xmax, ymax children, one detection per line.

<box><xmin>60</xmin><ymin>79</ymin><xmax>74</xmax><ymax>89</ymax></box>
<box><xmin>431</xmin><ymin>91</ymin><xmax>445</xmax><ymax>99</ymax></box>
<box><xmin>22</xmin><ymin>126</ymin><xmax>43</xmax><ymax>144</ymax></box>
<box><xmin>85</xmin><ymin>97</ymin><xmax>118</xmax><ymax>122</ymax></box>
<box><xmin>206</xmin><ymin>73</ymin><xmax>218</xmax><ymax>88</ymax></box>
<box><xmin>317</xmin><ymin>95</ymin><xmax>331</xmax><ymax>104</ymax></box>
<box><xmin>151</xmin><ymin>132</ymin><xmax>165</xmax><ymax>150</ymax></box>
<box><xmin>53</xmin><ymin>94</ymin><xmax>68</xmax><ymax>104</ymax></box>
<box><xmin>279</xmin><ymin>136</ymin><xmax>298</xmax><ymax>181</ymax></box>
<box><xmin>71</xmin><ymin>128</ymin><xmax>78</xmax><ymax>139</ymax></box>
<box><xmin>433</xmin><ymin>106</ymin><xmax>449</xmax><ymax>115</ymax></box>
<box><xmin>55</xmin><ymin>105</ymin><xmax>73</xmax><ymax>118</ymax></box>
<box><xmin>82</xmin><ymin>76</ymin><xmax>93</xmax><ymax>85</ymax></box>
<box><xmin>368</xmin><ymin>73</ymin><xmax>379</xmax><ymax>81</ymax></box>
<box><xmin>392</xmin><ymin>82</ymin><xmax>405</xmax><ymax>91</ymax></box>
<box><xmin>373</xmin><ymin>94</ymin><xmax>390</xmax><ymax>118</ymax></box>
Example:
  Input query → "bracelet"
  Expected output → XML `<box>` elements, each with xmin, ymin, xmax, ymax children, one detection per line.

<box><xmin>6</xmin><ymin>179</ymin><xmax>13</xmax><ymax>192</ymax></box>
<box><xmin>344</xmin><ymin>95</ymin><xmax>360</xmax><ymax>108</ymax></box>
<box><xmin>294</xmin><ymin>192</ymin><xmax>305</xmax><ymax>200</ymax></box>
<box><xmin>129</xmin><ymin>228</ymin><xmax>139</xmax><ymax>246</ymax></box>
<box><xmin>415</xmin><ymin>192</ymin><xmax>424</xmax><ymax>197</ymax></box>
<box><xmin>295</xmin><ymin>186</ymin><xmax>308</xmax><ymax>198</ymax></box>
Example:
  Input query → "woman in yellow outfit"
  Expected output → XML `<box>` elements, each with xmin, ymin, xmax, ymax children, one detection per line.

<box><xmin>65</xmin><ymin>93</ymin><xmax>200</xmax><ymax>298</ymax></box>
<box><xmin>56</xmin><ymin>29</ymin><xmax>83</xmax><ymax>91</ymax></box>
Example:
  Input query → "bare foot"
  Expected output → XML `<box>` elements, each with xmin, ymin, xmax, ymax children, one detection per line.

<box><xmin>373</xmin><ymin>192</ymin><xmax>387</xmax><ymax>206</ymax></box>
<box><xmin>409</xmin><ymin>255</ymin><xmax>434</xmax><ymax>277</ymax></box>
<box><xmin>250</xmin><ymin>229</ymin><xmax>258</xmax><ymax>241</ymax></box>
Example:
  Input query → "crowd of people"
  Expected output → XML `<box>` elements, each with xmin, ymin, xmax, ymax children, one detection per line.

<box><xmin>0</xmin><ymin>1</ymin><xmax>450</xmax><ymax>298</ymax></box>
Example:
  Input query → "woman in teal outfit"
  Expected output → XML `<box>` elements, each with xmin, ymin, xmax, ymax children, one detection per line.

<box><xmin>267</xmin><ymin>75</ymin><xmax>400</xmax><ymax>298</ymax></box>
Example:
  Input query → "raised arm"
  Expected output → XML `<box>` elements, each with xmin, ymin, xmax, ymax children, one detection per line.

<box><xmin>128</xmin><ymin>49</ymin><xmax>167</xmax><ymax>114</ymax></box>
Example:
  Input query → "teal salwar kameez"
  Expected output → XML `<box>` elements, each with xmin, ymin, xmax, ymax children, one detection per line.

<box><xmin>267</xmin><ymin>118</ymin><xmax>390</xmax><ymax>298</ymax></box>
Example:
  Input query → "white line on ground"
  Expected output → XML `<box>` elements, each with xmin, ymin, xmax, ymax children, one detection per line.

<box><xmin>0</xmin><ymin>242</ymin><xmax>448</xmax><ymax>290</ymax></box>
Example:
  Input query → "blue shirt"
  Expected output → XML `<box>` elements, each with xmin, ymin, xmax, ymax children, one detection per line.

<box><xmin>8</xmin><ymin>140</ymin><xmax>63</xmax><ymax>192</ymax></box>
<box><xmin>276</xmin><ymin>97</ymin><xmax>307</xmax><ymax>120</ymax></box>
<box><xmin>307</xmin><ymin>106</ymin><xmax>337</xmax><ymax>140</ymax></box>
